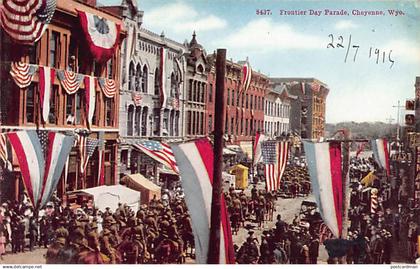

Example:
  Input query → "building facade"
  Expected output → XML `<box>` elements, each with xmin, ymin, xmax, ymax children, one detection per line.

<box><xmin>103</xmin><ymin>0</ymin><xmax>186</xmax><ymax>180</ymax></box>
<box><xmin>0</xmin><ymin>0</ymin><xmax>124</xmax><ymax>201</ymax></box>
<box><xmin>270</xmin><ymin>78</ymin><xmax>329</xmax><ymax>140</ymax></box>
<box><xmin>206</xmin><ymin>58</ymin><xmax>269</xmax><ymax>157</ymax></box>
<box><xmin>264</xmin><ymin>84</ymin><xmax>295</xmax><ymax>138</ymax></box>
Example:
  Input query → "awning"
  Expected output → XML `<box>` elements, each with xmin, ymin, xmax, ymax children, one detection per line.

<box><xmin>159</xmin><ymin>167</ymin><xmax>179</xmax><ymax>176</ymax></box>
<box><xmin>69</xmin><ymin>185</ymin><xmax>141</xmax><ymax>213</ymax></box>
<box><xmin>223</xmin><ymin>148</ymin><xmax>237</xmax><ymax>155</ymax></box>
<box><xmin>121</xmin><ymin>173</ymin><xmax>161</xmax><ymax>204</ymax></box>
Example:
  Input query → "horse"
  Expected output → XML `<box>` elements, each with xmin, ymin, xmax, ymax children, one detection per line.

<box><xmin>117</xmin><ymin>237</ymin><xmax>147</xmax><ymax>264</ymax></box>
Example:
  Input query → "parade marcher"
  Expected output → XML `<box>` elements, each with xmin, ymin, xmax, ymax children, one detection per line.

<box><xmin>308</xmin><ymin>236</ymin><xmax>319</xmax><ymax>264</ymax></box>
<box><xmin>0</xmin><ymin>230</ymin><xmax>5</xmax><ymax>260</ymax></box>
<box><xmin>28</xmin><ymin>216</ymin><xmax>38</xmax><ymax>251</ymax></box>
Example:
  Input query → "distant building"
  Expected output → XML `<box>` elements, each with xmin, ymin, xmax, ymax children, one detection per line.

<box><xmin>264</xmin><ymin>83</ymin><xmax>296</xmax><ymax>138</ymax></box>
<box><xmin>270</xmin><ymin>78</ymin><xmax>329</xmax><ymax>140</ymax></box>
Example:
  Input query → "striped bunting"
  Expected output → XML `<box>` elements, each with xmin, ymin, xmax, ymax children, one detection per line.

<box><xmin>6</xmin><ymin>131</ymin><xmax>45</xmax><ymax>207</ymax></box>
<box><xmin>303</xmin><ymin>141</ymin><xmax>343</xmax><ymax>238</ymax></box>
<box><xmin>57</xmin><ymin>70</ymin><xmax>83</xmax><ymax>95</ymax></box>
<box><xmin>171</xmin><ymin>138</ymin><xmax>235</xmax><ymax>264</ymax></box>
<box><xmin>0</xmin><ymin>133</ymin><xmax>11</xmax><ymax>170</ymax></box>
<box><xmin>261</xmin><ymin>141</ymin><xmax>289</xmax><ymax>191</ymax></box>
<box><xmin>84</xmin><ymin>76</ymin><xmax>96</xmax><ymax>127</ymax></box>
<box><xmin>38</xmin><ymin>66</ymin><xmax>55</xmax><ymax>123</ymax></box>
<box><xmin>39</xmin><ymin>132</ymin><xmax>74</xmax><ymax>208</ymax></box>
<box><xmin>371</xmin><ymin>138</ymin><xmax>390</xmax><ymax>176</ymax></box>
<box><xmin>10</xmin><ymin>62</ymin><xmax>37</xmax><ymax>88</ymax></box>
<box><xmin>241</xmin><ymin>61</ymin><xmax>252</xmax><ymax>93</ymax></box>
<box><xmin>98</xmin><ymin>78</ymin><xmax>117</xmax><ymax>98</ymax></box>
<box><xmin>0</xmin><ymin>0</ymin><xmax>56</xmax><ymax>45</ymax></box>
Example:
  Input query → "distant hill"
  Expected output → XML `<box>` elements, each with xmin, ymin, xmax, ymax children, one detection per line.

<box><xmin>325</xmin><ymin>121</ymin><xmax>398</xmax><ymax>140</ymax></box>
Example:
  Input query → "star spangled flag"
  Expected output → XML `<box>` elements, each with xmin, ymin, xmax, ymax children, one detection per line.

<box><xmin>133</xmin><ymin>140</ymin><xmax>179</xmax><ymax>174</ymax></box>
<box><xmin>39</xmin><ymin>132</ymin><xmax>74</xmax><ymax>208</ymax></box>
<box><xmin>0</xmin><ymin>0</ymin><xmax>56</xmax><ymax>45</ymax></box>
<box><xmin>303</xmin><ymin>141</ymin><xmax>343</xmax><ymax>238</ymax></box>
<box><xmin>171</xmin><ymin>138</ymin><xmax>235</xmax><ymax>264</ymax></box>
<box><xmin>39</xmin><ymin>66</ymin><xmax>55</xmax><ymax>123</ymax></box>
<box><xmin>253</xmin><ymin>131</ymin><xmax>267</xmax><ymax>165</ymax></box>
<box><xmin>160</xmin><ymin>47</ymin><xmax>167</xmax><ymax>107</ymax></box>
<box><xmin>371</xmin><ymin>138</ymin><xmax>390</xmax><ymax>176</ymax></box>
<box><xmin>261</xmin><ymin>141</ymin><xmax>289</xmax><ymax>192</ymax></box>
<box><xmin>0</xmin><ymin>133</ymin><xmax>11</xmax><ymax>170</ymax></box>
<box><xmin>78</xmin><ymin>135</ymin><xmax>98</xmax><ymax>174</ymax></box>
<box><xmin>84</xmin><ymin>76</ymin><xmax>96</xmax><ymax>127</ymax></box>
<box><xmin>6</xmin><ymin>131</ymin><xmax>45</xmax><ymax>207</ymax></box>
<box><xmin>36</xmin><ymin>130</ymin><xmax>49</xmax><ymax>157</ymax></box>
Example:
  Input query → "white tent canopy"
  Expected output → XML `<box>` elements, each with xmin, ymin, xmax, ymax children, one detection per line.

<box><xmin>71</xmin><ymin>185</ymin><xmax>141</xmax><ymax>213</ymax></box>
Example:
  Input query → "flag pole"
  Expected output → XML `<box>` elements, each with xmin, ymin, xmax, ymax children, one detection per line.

<box><xmin>208</xmin><ymin>49</ymin><xmax>226</xmax><ymax>264</ymax></box>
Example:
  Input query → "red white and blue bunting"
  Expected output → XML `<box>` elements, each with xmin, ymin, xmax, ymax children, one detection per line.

<box><xmin>77</xmin><ymin>10</ymin><xmax>121</xmax><ymax>63</ymax></box>
<box><xmin>84</xmin><ymin>76</ymin><xmax>96</xmax><ymax>127</ymax></box>
<box><xmin>57</xmin><ymin>70</ymin><xmax>83</xmax><ymax>95</ymax></box>
<box><xmin>98</xmin><ymin>78</ymin><xmax>117</xmax><ymax>98</ymax></box>
<box><xmin>10</xmin><ymin>62</ymin><xmax>37</xmax><ymax>88</ymax></box>
<box><xmin>0</xmin><ymin>0</ymin><xmax>56</xmax><ymax>45</ymax></box>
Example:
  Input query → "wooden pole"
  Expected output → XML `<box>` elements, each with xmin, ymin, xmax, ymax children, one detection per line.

<box><xmin>341</xmin><ymin>140</ymin><xmax>351</xmax><ymax>240</ymax></box>
<box><xmin>207</xmin><ymin>49</ymin><xmax>226</xmax><ymax>264</ymax></box>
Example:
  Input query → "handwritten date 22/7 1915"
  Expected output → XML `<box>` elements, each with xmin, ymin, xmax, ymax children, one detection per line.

<box><xmin>327</xmin><ymin>34</ymin><xmax>395</xmax><ymax>69</ymax></box>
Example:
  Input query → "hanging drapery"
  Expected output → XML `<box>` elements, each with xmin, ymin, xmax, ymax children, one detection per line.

<box><xmin>0</xmin><ymin>0</ymin><xmax>56</xmax><ymax>45</ymax></box>
<box><xmin>84</xmin><ymin>76</ymin><xmax>96</xmax><ymax>127</ymax></box>
<box><xmin>77</xmin><ymin>10</ymin><xmax>121</xmax><ymax>63</ymax></box>
<box><xmin>38</xmin><ymin>66</ymin><xmax>55</xmax><ymax>123</ymax></box>
<box><xmin>57</xmin><ymin>70</ymin><xmax>83</xmax><ymax>95</ymax></box>
<box><xmin>98</xmin><ymin>78</ymin><xmax>117</xmax><ymax>98</ymax></box>
<box><xmin>10</xmin><ymin>62</ymin><xmax>37</xmax><ymax>88</ymax></box>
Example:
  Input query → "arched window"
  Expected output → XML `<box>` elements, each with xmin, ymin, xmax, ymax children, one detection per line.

<box><xmin>135</xmin><ymin>64</ymin><xmax>141</xmax><ymax>91</ymax></box>
<box><xmin>134</xmin><ymin>106</ymin><xmax>141</xmax><ymax>135</ymax></box>
<box><xmin>127</xmin><ymin>105</ymin><xmax>134</xmax><ymax>136</ymax></box>
<box><xmin>154</xmin><ymin>68</ymin><xmax>160</xmax><ymax>96</ymax></box>
<box><xmin>170</xmin><ymin>72</ymin><xmax>176</xmax><ymax>97</ymax></box>
<box><xmin>129</xmin><ymin>62</ymin><xmax>135</xmax><ymax>91</ymax></box>
<box><xmin>197</xmin><ymin>64</ymin><xmax>204</xmax><ymax>73</ymax></box>
<box><xmin>141</xmin><ymin>107</ymin><xmax>148</xmax><ymax>136</ymax></box>
<box><xmin>142</xmin><ymin>65</ymin><xmax>148</xmax><ymax>93</ymax></box>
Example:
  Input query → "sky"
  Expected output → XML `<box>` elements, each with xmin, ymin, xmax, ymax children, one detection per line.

<box><xmin>102</xmin><ymin>0</ymin><xmax>420</xmax><ymax>124</ymax></box>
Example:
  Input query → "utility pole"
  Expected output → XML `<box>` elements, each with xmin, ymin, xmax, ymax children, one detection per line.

<box><xmin>208</xmin><ymin>49</ymin><xmax>226</xmax><ymax>264</ymax></box>
<box><xmin>392</xmin><ymin>100</ymin><xmax>405</xmax><ymax>142</ymax></box>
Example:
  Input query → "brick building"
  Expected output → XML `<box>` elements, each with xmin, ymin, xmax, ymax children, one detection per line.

<box><xmin>206</xmin><ymin>57</ymin><xmax>269</xmax><ymax>157</ymax></box>
<box><xmin>0</xmin><ymin>0</ymin><xmax>125</xmax><ymax>201</ymax></box>
<box><xmin>270</xmin><ymin>78</ymin><xmax>329</xmax><ymax>140</ymax></box>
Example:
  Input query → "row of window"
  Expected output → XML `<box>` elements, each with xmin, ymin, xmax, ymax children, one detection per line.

<box><xmin>24</xmin><ymin>82</ymin><xmax>114</xmax><ymax>127</ymax></box>
<box><xmin>265</xmin><ymin>121</ymin><xmax>290</xmax><ymax>136</ymax></box>
<box><xmin>223</xmin><ymin>115</ymin><xmax>264</xmax><ymax>137</ymax></box>
<box><xmin>187</xmin><ymin>79</ymin><xmax>206</xmax><ymax>103</ymax></box>
<box><xmin>127</xmin><ymin>105</ymin><xmax>180</xmax><ymax>137</ymax></box>
<box><xmin>186</xmin><ymin>110</ymin><xmax>205</xmax><ymax>136</ymax></box>
<box><xmin>265</xmin><ymin>101</ymin><xmax>290</xmax><ymax>118</ymax></box>
<box><xmin>225</xmin><ymin>89</ymin><xmax>264</xmax><ymax>111</ymax></box>
<box><xmin>128</xmin><ymin>62</ymin><xmax>180</xmax><ymax>98</ymax></box>
<box><xmin>138</xmin><ymin>40</ymin><xmax>178</xmax><ymax>60</ymax></box>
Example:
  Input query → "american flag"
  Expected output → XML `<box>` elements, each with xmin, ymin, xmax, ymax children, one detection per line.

<box><xmin>132</xmin><ymin>92</ymin><xmax>142</xmax><ymax>106</ymax></box>
<box><xmin>78</xmin><ymin>135</ymin><xmax>98</xmax><ymax>174</ymax></box>
<box><xmin>37</xmin><ymin>130</ymin><xmax>49</xmax><ymax>157</ymax></box>
<box><xmin>134</xmin><ymin>140</ymin><xmax>179</xmax><ymax>174</ymax></box>
<box><xmin>261</xmin><ymin>140</ymin><xmax>289</xmax><ymax>192</ymax></box>
<box><xmin>0</xmin><ymin>133</ymin><xmax>8</xmax><ymax>167</ymax></box>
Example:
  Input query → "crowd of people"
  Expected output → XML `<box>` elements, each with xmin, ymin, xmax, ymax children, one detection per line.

<box><xmin>0</xmin><ymin>191</ymin><xmax>194</xmax><ymax>264</ymax></box>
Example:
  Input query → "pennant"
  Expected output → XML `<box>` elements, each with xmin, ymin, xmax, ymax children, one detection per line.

<box><xmin>6</xmin><ymin>131</ymin><xmax>45</xmax><ymax>207</ymax></box>
<box><xmin>0</xmin><ymin>0</ymin><xmax>56</xmax><ymax>45</ymax></box>
<box><xmin>360</xmin><ymin>171</ymin><xmax>376</xmax><ymax>187</ymax></box>
<box><xmin>241</xmin><ymin>61</ymin><xmax>252</xmax><ymax>93</ymax></box>
<box><xmin>57</xmin><ymin>70</ymin><xmax>83</xmax><ymax>95</ymax></box>
<box><xmin>261</xmin><ymin>141</ymin><xmax>289</xmax><ymax>191</ymax></box>
<box><xmin>171</xmin><ymin>139</ymin><xmax>235</xmax><ymax>264</ymax></box>
<box><xmin>253</xmin><ymin>131</ymin><xmax>267</xmax><ymax>165</ymax></box>
<box><xmin>39</xmin><ymin>132</ymin><xmax>75</xmax><ymax>208</ymax></box>
<box><xmin>84</xmin><ymin>76</ymin><xmax>96</xmax><ymax>127</ymax></box>
<box><xmin>303</xmin><ymin>141</ymin><xmax>343</xmax><ymax>238</ymax></box>
<box><xmin>10</xmin><ymin>62</ymin><xmax>37</xmax><ymax>88</ymax></box>
<box><xmin>38</xmin><ymin>66</ymin><xmax>55</xmax><ymax>123</ymax></box>
<box><xmin>98</xmin><ymin>78</ymin><xmax>117</xmax><ymax>98</ymax></box>
<box><xmin>160</xmin><ymin>47</ymin><xmax>167</xmax><ymax>107</ymax></box>
<box><xmin>371</xmin><ymin>139</ymin><xmax>390</xmax><ymax>176</ymax></box>
<box><xmin>77</xmin><ymin>10</ymin><xmax>121</xmax><ymax>63</ymax></box>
